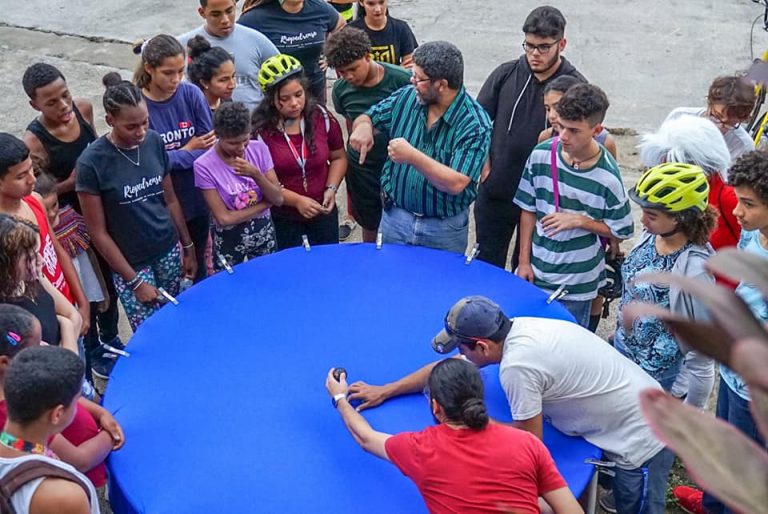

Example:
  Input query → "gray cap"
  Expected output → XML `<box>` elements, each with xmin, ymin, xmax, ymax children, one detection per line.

<box><xmin>432</xmin><ymin>296</ymin><xmax>511</xmax><ymax>354</ymax></box>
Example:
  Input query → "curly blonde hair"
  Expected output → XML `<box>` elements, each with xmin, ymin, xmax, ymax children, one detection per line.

<box><xmin>0</xmin><ymin>214</ymin><xmax>40</xmax><ymax>300</ymax></box>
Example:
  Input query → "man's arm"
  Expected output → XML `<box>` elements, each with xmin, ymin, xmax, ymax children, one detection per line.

<box><xmin>347</xmin><ymin>360</ymin><xmax>441</xmax><ymax>411</ymax></box>
<box><xmin>387</xmin><ymin>138</ymin><xmax>471</xmax><ymax>195</ymax></box>
<box><xmin>326</xmin><ymin>370</ymin><xmax>392</xmax><ymax>460</ymax></box>
<box><xmin>541</xmin><ymin>487</ymin><xmax>584</xmax><ymax>514</ymax></box>
<box><xmin>511</xmin><ymin>413</ymin><xmax>544</xmax><ymax>440</ymax></box>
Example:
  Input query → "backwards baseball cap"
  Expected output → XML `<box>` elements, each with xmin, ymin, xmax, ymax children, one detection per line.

<box><xmin>432</xmin><ymin>296</ymin><xmax>512</xmax><ymax>354</ymax></box>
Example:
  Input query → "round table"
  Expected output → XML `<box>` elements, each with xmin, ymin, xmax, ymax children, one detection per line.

<box><xmin>104</xmin><ymin>244</ymin><xmax>600</xmax><ymax>513</ymax></box>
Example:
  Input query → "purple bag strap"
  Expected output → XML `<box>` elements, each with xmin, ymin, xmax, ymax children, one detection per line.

<box><xmin>550</xmin><ymin>136</ymin><xmax>560</xmax><ymax>212</ymax></box>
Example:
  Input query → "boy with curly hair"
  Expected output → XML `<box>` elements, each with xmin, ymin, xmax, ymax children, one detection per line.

<box><xmin>514</xmin><ymin>84</ymin><xmax>633</xmax><ymax>327</ymax></box>
<box><xmin>675</xmin><ymin>150</ymin><xmax>768</xmax><ymax>513</ymax></box>
<box><xmin>325</xmin><ymin>27</ymin><xmax>411</xmax><ymax>242</ymax></box>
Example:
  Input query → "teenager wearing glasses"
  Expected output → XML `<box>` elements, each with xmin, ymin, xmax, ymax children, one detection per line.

<box><xmin>664</xmin><ymin>75</ymin><xmax>756</xmax><ymax>161</ymax></box>
<box><xmin>474</xmin><ymin>6</ymin><xmax>585</xmax><ymax>271</ymax></box>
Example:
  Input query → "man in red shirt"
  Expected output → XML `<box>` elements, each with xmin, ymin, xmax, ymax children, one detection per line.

<box><xmin>325</xmin><ymin>359</ymin><xmax>581</xmax><ymax>514</ymax></box>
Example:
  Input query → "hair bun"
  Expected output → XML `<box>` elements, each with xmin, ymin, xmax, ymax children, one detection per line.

<box><xmin>460</xmin><ymin>398</ymin><xmax>489</xmax><ymax>429</ymax></box>
<box><xmin>187</xmin><ymin>35</ymin><xmax>213</xmax><ymax>60</ymax></box>
<box><xmin>131</xmin><ymin>38</ymin><xmax>146</xmax><ymax>56</ymax></box>
<box><xmin>102</xmin><ymin>72</ymin><xmax>124</xmax><ymax>89</ymax></box>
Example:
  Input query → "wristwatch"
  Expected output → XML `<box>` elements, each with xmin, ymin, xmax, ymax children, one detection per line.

<box><xmin>325</xmin><ymin>184</ymin><xmax>338</xmax><ymax>193</ymax></box>
<box><xmin>332</xmin><ymin>393</ymin><xmax>347</xmax><ymax>408</ymax></box>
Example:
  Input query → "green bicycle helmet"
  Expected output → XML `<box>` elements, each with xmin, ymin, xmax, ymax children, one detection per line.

<box><xmin>629</xmin><ymin>162</ymin><xmax>710</xmax><ymax>212</ymax></box>
<box><xmin>258</xmin><ymin>54</ymin><xmax>303</xmax><ymax>92</ymax></box>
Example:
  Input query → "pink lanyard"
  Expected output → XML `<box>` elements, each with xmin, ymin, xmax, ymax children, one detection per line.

<box><xmin>550</xmin><ymin>136</ymin><xmax>561</xmax><ymax>212</ymax></box>
<box><xmin>282</xmin><ymin>117</ymin><xmax>308</xmax><ymax>192</ymax></box>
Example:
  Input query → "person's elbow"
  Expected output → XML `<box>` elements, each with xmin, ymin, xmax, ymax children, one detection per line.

<box><xmin>445</xmin><ymin>174</ymin><xmax>471</xmax><ymax>195</ymax></box>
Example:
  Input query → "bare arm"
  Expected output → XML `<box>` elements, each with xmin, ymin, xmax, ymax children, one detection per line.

<box><xmin>77</xmin><ymin>397</ymin><xmax>125</xmax><ymax>449</ymax></box>
<box><xmin>326</xmin><ymin>370</ymin><xmax>391</xmax><ymax>460</ymax></box>
<box><xmin>49</xmin><ymin>430</ymin><xmax>113</xmax><ymax>473</ymax></box>
<box><xmin>400</xmin><ymin>53</ymin><xmax>414</xmax><ymax>69</ymax></box>
<box><xmin>40</xmin><ymin>275</ymin><xmax>81</xmax><ymax>352</ymax></box>
<box><xmin>604</xmin><ymin>135</ymin><xmax>618</xmax><ymax>160</ymax></box>
<box><xmin>78</xmin><ymin>193</ymin><xmax>139</xmax><ymax>282</ymax></box>
<box><xmin>347</xmin><ymin>360</ymin><xmax>442</xmax><ymax>411</ymax></box>
<box><xmin>516</xmin><ymin>209</ymin><xmax>536</xmax><ymax>282</ymax></box>
<box><xmin>29</xmin><ymin>478</ymin><xmax>91</xmax><ymax>514</ymax></box>
<box><xmin>541</xmin><ymin>487</ymin><xmax>584</xmax><ymax>514</ymax></box>
<box><xmin>162</xmin><ymin>175</ymin><xmax>197</xmax><ymax>279</ymax></box>
<box><xmin>202</xmin><ymin>188</ymin><xmax>271</xmax><ymax>227</ymax></box>
<box><xmin>511</xmin><ymin>413</ymin><xmax>544</xmax><ymax>440</ymax></box>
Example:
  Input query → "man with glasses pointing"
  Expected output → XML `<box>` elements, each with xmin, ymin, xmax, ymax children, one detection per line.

<box><xmin>474</xmin><ymin>6</ymin><xmax>585</xmax><ymax>270</ymax></box>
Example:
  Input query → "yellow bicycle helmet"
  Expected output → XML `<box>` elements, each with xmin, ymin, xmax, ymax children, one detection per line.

<box><xmin>629</xmin><ymin>162</ymin><xmax>710</xmax><ymax>212</ymax></box>
<box><xmin>258</xmin><ymin>54</ymin><xmax>303</xmax><ymax>92</ymax></box>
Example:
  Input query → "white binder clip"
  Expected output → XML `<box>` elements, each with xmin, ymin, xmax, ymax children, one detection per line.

<box><xmin>546</xmin><ymin>284</ymin><xmax>568</xmax><ymax>305</ymax></box>
<box><xmin>302</xmin><ymin>234</ymin><xmax>311</xmax><ymax>252</ymax></box>
<box><xmin>217</xmin><ymin>254</ymin><xmax>234</xmax><ymax>274</ymax></box>
<box><xmin>157</xmin><ymin>287</ymin><xmax>179</xmax><ymax>306</ymax></box>
<box><xmin>376</xmin><ymin>228</ymin><xmax>383</xmax><ymax>250</ymax></box>
<box><xmin>464</xmin><ymin>243</ymin><xmax>480</xmax><ymax>265</ymax></box>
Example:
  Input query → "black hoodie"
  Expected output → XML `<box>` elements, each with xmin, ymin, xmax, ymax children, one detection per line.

<box><xmin>477</xmin><ymin>56</ymin><xmax>585</xmax><ymax>202</ymax></box>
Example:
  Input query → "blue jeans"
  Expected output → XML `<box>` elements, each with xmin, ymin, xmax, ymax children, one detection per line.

<box><xmin>612</xmin><ymin>448</ymin><xmax>674</xmax><ymax>514</ymax></box>
<box><xmin>702</xmin><ymin>380</ymin><xmax>766</xmax><ymax>513</ymax></box>
<box><xmin>559</xmin><ymin>298</ymin><xmax>592</xmax><ymax>328</ymax></box>
<box><xmin>380</xmin><ymin>204</ymin><xmax>469</xmax><ymax>254</ymax></box>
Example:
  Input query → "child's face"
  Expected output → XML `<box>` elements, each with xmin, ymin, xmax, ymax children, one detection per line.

<box><xmin>733</xmin><ymin>185</ymin><xmax>768</xmax><ymax>232</ymax></box>
<box><xmin>41</xmin><ymin>192</ymin><xmax>60</xmax><ymax>227</ymax></box>
<box><xmin>543</xmin><ymin>91</ymin><xmax>563</xmax><ymax>127</ymax></box>
<box><xmin>0</xmin><ymin>158</ymin><xmax>36</xmax><ymax>200</ymax></box>
<box><xmin>640</xmin><ymin>208</ymin><xmax>677</xmax><ymax>236</ymax></box>
<box><xmin>217</xmin><ymin>133</ymin><xmax>250</xmax><ymax>160</ymax></box>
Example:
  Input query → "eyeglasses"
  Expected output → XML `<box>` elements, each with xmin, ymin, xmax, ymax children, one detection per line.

<box><xmin>410</xmin><ymin>72</ymin><xmax>432</xmax><ymax>85</ymax></box>
<box><xmin>707</xmin><ymin>109</ymin><xmax>741</xmax><ymax>130</ymax></box>
<box><xmin>522</xmin><ymin>39</ymin><xmax>561</xmax><ymax>54</ymax></box>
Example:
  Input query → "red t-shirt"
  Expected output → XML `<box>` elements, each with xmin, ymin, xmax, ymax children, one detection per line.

<box><xmin>709</xmin><ymin>174</ymin><xmax>740</xmax><ymax>250</ymax></box>
<box><xmin>23</xmin><ymin>195</ymin><xmax>73</xmax><ymax>303</ymax></box>
<box><xmin>257</xmin><ymin>107</ymin><xmax>344</xmax><ymax>221</ymax></box>
<box><xmin>384</xmin><ymin>423</ymin><xmax>567</xmax><ymax>514</ymax></box>
<box><xmin>0</xmin><ymin>401</ymin><xmax>106</xmax><ymax>487</ymax></box>
<box><xmin>708</xmin><ymin>175</ymin><xmax>740</xmax><ymax>288</ymax></box>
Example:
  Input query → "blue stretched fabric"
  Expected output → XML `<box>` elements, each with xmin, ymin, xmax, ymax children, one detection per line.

<box><xmin>104</xmin><ymin>244</ymin><xmax>601</xmax><ymax>514</ymax></box>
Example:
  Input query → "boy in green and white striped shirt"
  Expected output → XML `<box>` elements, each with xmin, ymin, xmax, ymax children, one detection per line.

<box><xmin>514</xmin><ymin>84</ymin><xmax>633</xmax><ymax>328</ymax></box>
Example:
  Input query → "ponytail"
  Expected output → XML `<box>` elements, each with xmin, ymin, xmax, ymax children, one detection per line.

<box><xmin>131</xmin><ymin>35</ymin><xmax>184</xmax><ymax>90</ymax></box>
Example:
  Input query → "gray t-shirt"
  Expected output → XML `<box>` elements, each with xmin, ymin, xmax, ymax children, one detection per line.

<box><xmin>665</xmin><ymin>107</ymin><xmax>754</xmax><ymax>161</ymax></box>
<box><xmin>178</xmin><ymin>25</ymin><xmax>279</xmax><ymax>112</ymax></box>
<box><xmin>498</xmin><ymin>316</ymin><xmax>665</xmax><ymax>469</ymax></box>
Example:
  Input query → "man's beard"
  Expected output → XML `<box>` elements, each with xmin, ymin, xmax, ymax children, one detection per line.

<box><xmin>416</xmin><ymin>86</ymin><xmax>440</xmax><ymax>106</ymax></box>
<box><xmin>529</xmin><ymin>48</ymin><xmax>560</xmax><ymax>74</ymax></box>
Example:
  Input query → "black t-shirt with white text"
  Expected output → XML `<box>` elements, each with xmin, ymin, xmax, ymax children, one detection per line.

<box><xmin>239</xmin><ymin>0</ymin><xmax>339</xmax><ymax>89</ymax></box>
<box><xmin>349</xmin><ymin>16</ymin><xmax>417</xmax><ymax>66</ymax></box>
<box><xmin>75</xmin><ymin>131</ymin><xmax>178</xmax><ymax>268</ymax></box>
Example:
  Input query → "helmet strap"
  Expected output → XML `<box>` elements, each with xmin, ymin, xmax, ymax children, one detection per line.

<box><xmin>658</xmin><ymin>225</ymin><xmax>681</xmax><ymax>238</ymax></box>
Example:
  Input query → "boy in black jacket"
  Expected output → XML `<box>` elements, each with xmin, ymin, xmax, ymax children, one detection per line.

<box><xmin>475</xmin><ymin>5</ymin><xmax>585</xmax><ymax>270</ymax></box>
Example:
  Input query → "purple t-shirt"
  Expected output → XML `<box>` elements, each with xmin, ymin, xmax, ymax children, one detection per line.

<box><xmin>194</xmin><ymin>140</ymin><xmax>274</xmax><ymax>218</ymax></box>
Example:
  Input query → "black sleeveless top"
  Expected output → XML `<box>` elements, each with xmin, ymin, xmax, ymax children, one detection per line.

<box><xmin>4</xmin><ymin>283</ymin><xmax>60</xmax><ymax>346</ymax></box>
<box><xmin>26</xmin><ymin>105</ymin><xmax>97</xmax><ymax>210</ymax></box>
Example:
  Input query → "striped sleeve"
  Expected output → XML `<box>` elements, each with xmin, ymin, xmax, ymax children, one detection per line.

<box><xmin>449</xmin><ymin>132</ymin><xmax>490</xmax><ymax>181</ymax></box>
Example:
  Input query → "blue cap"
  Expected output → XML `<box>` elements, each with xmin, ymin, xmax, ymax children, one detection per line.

<box><xmin>432</xmin><ymin>296</ymin><xmax>511</xmax><ymax>354</ymax></box>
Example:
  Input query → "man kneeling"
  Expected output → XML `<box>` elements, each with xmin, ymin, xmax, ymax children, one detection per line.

<box><xmin>325</xmin><ymin>358</ymin><xmax>581</xmax><ymax>514</ymax></box>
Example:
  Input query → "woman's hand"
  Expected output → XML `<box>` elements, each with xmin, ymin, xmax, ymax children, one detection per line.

<box><xmin>182</xmin><ymin>245</ymin><xmax>198</xmax><ymax>279</ymax></box>
<box><xmin>181</xmin><ymin>130</ymin><xmax>216</xmax><ymax>151</ymax></box>
<box><xmin>295</xmin><ymin>196</ymin><xmax>325</xmax><ymax>219</ymax></box>
<box><xmin>133</xmin><ymin>281</ymin><xmax>161</xmax><ymax>304</ymax></box>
